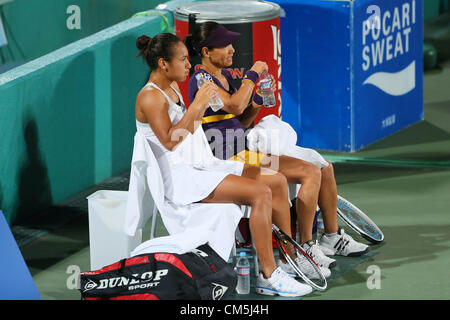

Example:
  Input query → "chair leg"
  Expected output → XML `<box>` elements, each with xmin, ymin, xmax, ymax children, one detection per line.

<box><xmin>251</xmin><ymin>235</ymin><xmax>259</xmax><ymax>276</ymax></box>
<box><xmin>231</xmin><ymin>241</ymin><xmax>237</xmax><ymax>266</ymax></box>
<box><xmin>150</xmin><ymin>205</ymin><xmax>158</xmax><ymax>239</ymax></box>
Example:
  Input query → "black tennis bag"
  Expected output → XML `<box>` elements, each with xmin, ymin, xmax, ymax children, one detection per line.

<box><xmin>79</xmin><ymin>244</ymin><xmax>237</xmax><ymax>300</ymax></box>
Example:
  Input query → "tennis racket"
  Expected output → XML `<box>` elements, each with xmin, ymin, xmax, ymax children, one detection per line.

<box><xmin>336</xmin><ymin>195</ymin><xmax>384</xmax><ymax>244</ymax></box>
<box><xmin>272</xmin><ymin>224</ymin><xmax>327</xmax><ymax>291</ymax></box>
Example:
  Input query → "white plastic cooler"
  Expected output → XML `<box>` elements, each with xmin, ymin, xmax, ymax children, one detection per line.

<box><xmin>87</xmin><ymin>190</ymin><xmax>142</xmax><ymax>271</ymax></box>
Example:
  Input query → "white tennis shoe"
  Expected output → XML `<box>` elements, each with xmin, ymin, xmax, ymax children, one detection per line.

<box><xmin>300</xmin><ymin>240</ymin><xmax>337</xmax><ymax>269</ymax></box>
<box><xmin>256</xmin><ymin>267</ymin><xmax>313</xmax><ymax>297</ymax></box>
<box><xmin>318</xmin><ymin>228</ymin><xmax>369</xmax><ymax>257</ymax></box>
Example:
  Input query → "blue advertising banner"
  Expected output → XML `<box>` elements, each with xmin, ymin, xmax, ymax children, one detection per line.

<box><xmin>273</xmin><ymin>0</ymin><xmax>423</xmax><ymax>152</ymax></box>
<box><xmin>353</xmin><ymin>0</ymin><xmax>423</xmax><ymax>150</ymax></box>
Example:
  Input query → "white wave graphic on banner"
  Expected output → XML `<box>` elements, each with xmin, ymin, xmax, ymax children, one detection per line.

<box><xmin>363</xmin><ymin>61</ymin><xmax>416</xmax><ymax>96</ymax></box>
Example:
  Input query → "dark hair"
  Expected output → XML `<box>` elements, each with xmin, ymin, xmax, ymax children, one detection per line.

<box><xmin>184</xmin><ymin>21</ymin><xmax>219</xmax><ymax>57</ymax></box>
<box><xmin>136</xmin><ymin>33</ymin><xmax>181</xmax><ymax>70</ymax></box>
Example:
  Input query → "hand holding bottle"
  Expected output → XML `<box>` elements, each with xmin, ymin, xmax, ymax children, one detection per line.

<box><xmin>258</xmin><ymin>71</ymin><xmax>276</xmax><ymax>107</ymax></box>
<box><xmin>250</xmin><ymin>61</ymin><xmax>268</xmax><ymax>76</ymax></box>
<box><xmin>195</xmin><ymin>81</ymin><xmax>219</xmax><ymax>110</ymax></box>
<box><xmin>196</xmin><ymin>73</ymin><xmax>224</xmax><ymax>112</ymax></box>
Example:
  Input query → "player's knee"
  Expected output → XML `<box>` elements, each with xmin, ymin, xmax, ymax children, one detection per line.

<box><xmin>252</xmin><ymin>183</ymin><xmax>272</xmax><ymax>207</ymax></box>
<box><xmin>270</xmin><ymin>172</ymin><xmax>288</xmax><ymax>191</ymax></box>
<box><xmin>324</xmin><ymin>161</ymin><xmax>334</xmax><ymax>173</ymax></box>
<box><xmin>305</xmin><ymin>163</ymin><xmax>322</xmax><ymax>182</ymax></box>
<box><xmin>277</xmin><ymin>172</ymin><xmax>289</xmax><ymax>186</ymax></box>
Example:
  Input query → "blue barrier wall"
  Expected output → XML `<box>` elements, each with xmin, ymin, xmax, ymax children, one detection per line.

<box><xmin>0</xmin><ymin>7</ymin><xmax>175</xmax><ymax>225</ymax></box>
<box><xmin>0</xmin><ymin>0</ymin><xmax>163</xmax><ymax>71</ymax></box>
<box><xmin>0</xmin><ymin>0</ymin><xmax>203</xmax><ymax>225</ymax></box>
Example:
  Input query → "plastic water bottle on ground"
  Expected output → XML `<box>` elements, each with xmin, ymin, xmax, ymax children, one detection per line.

<box><xmin>196</xmin><ymin>73</ymin><xmax>224</xmax><ymax>112</ymax></box>
<box><xmin>235</xmin><ymin>252</ymin><xmax>250</xmax><ymax>294</ymax></box>
<box><xmin>259</xmin><ymin>71</ymin><xmax>276</xmax><ymax>107</ymax></box>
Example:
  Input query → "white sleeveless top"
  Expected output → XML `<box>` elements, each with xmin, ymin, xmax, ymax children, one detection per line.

<box><xmin>136</xmin><ymin>82</ymin><xmax>244</xmax><ymax>205</ymax></box>
<box><xmin>136</xmin><ymin>83</ymin><xmax>187</xmax><ymax>165</ymax></box>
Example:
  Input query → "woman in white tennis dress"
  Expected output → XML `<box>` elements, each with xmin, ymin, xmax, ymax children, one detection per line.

<box><xmin>129</xmin><ymin>32</ymin><xmax>312</xmax><ymax>297</ymax></box>
<box><xmin>135</xmin><ymin>81</ymin><xmax>244</xmax><ymax>206</ymax></box>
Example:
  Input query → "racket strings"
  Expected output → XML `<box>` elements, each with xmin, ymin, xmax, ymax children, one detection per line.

<box><xmin>285</xmin><ymin>241</ymin><xmax>326</xmax><ymax>288</ymax></box>
<box><xmin>294</xmin><ymin>252</ymin><xmax>322</xmax><ymax>280</ymax></box>
<box><xmin>337</xmin><ymin>196</ymin><xmax>384</xmax><ymax>243</ymax></box>
<box><xmin>272</xmin><ymin>225</ymin><xmax>327</xmax><ymax>291</ymax></box>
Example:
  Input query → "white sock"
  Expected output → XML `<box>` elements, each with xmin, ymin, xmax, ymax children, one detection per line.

<box><xmin>324</xmin><ymin>232</ymin><xmax>338</xmax><ymax>238</ymax></box>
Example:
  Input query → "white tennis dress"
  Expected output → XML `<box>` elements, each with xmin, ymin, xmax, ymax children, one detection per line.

<box><xmin>137</xmin><ymin>82</ymin><xmax>244</xmax><ymax>206</ymax></box>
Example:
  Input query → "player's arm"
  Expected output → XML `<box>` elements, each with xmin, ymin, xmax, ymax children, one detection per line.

<box><xmin>139</xmin><ymin>84</ymin><xmax>215</xmax><ymax>151</ymax></box>
<box><xmin>216</xmin><ymin>80</ymin><xmax>256</xmax><ymax>116</ymax></box>
<box><xmin>237</xmin><ymin>99</ymin><xmax>262</xmax><ymax>129</ymax></box>
<box><xmin>217</xmin><ymin>61</ymin><xmax>268</xmax><ymax>116</ymax></box>
<box><xmin>239</xmin><ymin>73</ymin><xmax>278</xmax><ymax>128</ymax></box>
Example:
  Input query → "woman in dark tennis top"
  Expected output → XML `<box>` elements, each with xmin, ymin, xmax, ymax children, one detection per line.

<box><xmin>185</xmin><ymin>22</ymin><xmax>369</xmax><ymax>270</ymax></box>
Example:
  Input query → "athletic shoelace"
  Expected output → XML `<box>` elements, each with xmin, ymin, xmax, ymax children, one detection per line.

<box><xmin>305</xmin><ymin>241</ymin><xmax>320</xmax><ymax>260</ymax></box>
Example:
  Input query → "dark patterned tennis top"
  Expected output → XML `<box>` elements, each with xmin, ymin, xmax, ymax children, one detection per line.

<box><xmin>188</xmin><ymin>68</ymin><xmax>250</xmax><ymax>160</ymax></box>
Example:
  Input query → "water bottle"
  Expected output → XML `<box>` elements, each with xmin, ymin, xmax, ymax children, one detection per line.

<box><xmin>196</xmin><ymin>73</ymin><xmax>224</xmax><ymax>112</ymax></box>
<box><xmin>259</xmin><ymin>71</ymin><xmax>276</xmax><ymax>107</ymax></box>
<box><xmin>235</xmin><ymin>252</ymin><xmax>250</xmax><ymax>294</ymax></box>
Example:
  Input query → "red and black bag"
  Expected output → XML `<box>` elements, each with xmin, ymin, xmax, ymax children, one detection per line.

<box><xmin>79</xmin><ymin>244</ymin><xmax>237</xmax><ymax>300</ymax></box>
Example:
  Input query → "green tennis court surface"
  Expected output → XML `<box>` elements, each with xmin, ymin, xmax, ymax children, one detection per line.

<box><xmin>13</xmin><ymin>63</ymin><xmax>450</xmax><ymax>300</ymax></box>
<box><xmin>19</xmin><ymin>164</ymin><xmax>450</xmax><ymax>300</ymax></box>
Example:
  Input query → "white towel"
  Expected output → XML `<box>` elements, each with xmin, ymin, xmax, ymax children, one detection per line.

<box><xmin>130</xmin><ymin>227</ymin><xmax>213</xmax><ymax>256</ymax></box>
<box><xmin>124</xmin><ymin>132</ymin><xmax>243</xmax><ymax>261</ymax></box>
<box><xmin>247</xmin><ymin>115</ymin><xmax>329</xmax><ymax>169</ymax></box>
<box><xmin>247</xmin><ymin>115</ymin><xmax>297</xmax><ymax>156</ymax></box>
